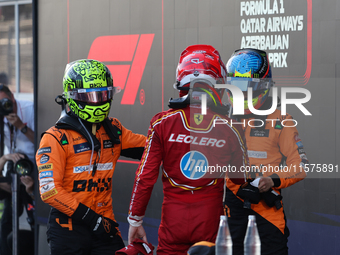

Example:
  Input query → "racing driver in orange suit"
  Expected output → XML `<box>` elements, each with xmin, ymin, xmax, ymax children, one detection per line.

<box><xmin>224</xmin><ymin>48</ymin><xmax>308</xmax><ymax>255</ymax></box>
<box><xmin>36</xmin><ymin>60</ymin><xmax>146</xmax><ymax>255</ymax></box>
<box><xmin>127</xmin><ymin>45</ymin><xmax>249</xmax><ymax>255</ymax></box>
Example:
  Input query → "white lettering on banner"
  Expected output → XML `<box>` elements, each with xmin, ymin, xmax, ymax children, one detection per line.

<box><xmin>241</xmin><ymin>35</ymin><xmax>289</xmax><ymax>50</ymax></box>
<box><xmin>240</xmin><ymin>0</ymin><xmax>281</xmax><ymax>16</ymax></box>
<box><xmin>240</xmin><ymin>18</ymin><xmax>267</xmax><ymax>33</ymax></box>
<box><xmin>268</xmin><ymin>52</ymin><xmax>288</xmax><ymax>68</ymax></box>
<box><xmin>168</xmin><ymin>133</ymin><xmax>226</xmax><ymax>148</ymax></box>
<box><xmin>239</xmin><ymin>0</ymin><xmax>305</xmax><ymax>68</ymax></box>
<box><xmin>240</xmin><ymin>16</ymin><xmax>303</xmax><ymax>33</ymax></box>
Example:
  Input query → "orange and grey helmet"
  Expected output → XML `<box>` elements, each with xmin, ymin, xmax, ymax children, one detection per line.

<box><xmin>226</xmin><ymin>48</ymin><xmax>274</xmax><ymax>114</ymax></box>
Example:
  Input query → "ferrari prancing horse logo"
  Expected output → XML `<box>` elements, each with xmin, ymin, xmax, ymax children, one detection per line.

<box><xmin>194</xmin><ymin>113</ymin><xmax>203</xmax><ymax>125</ymax></box>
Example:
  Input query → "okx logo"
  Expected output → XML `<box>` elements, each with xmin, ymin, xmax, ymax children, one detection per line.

<box><xmin>88</xmin><ymin>34</ymin><xmax>154</xmax><ymax>105</ymax></box>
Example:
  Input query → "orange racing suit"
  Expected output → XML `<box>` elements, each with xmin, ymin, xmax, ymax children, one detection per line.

<box><xmin>225</xmin><ymin>108</ymin><xmax>307</xmax><ymax>255</ymax></box>
<box><xmin>36</xmin><ymin>116</ymin><xmax>146</xmax><ymax>254</ymax></box>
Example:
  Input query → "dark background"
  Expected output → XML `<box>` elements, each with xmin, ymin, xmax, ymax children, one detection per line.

<box><xmin>36</xmin><ymin>0</ymin><xmax>340</xmax><ymax>254</ymax></box>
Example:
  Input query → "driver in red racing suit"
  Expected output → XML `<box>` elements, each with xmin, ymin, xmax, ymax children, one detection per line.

<box><xmin>127</xmin><ymin>45</ymin><xmax>249</xmax><ymax>255</ymax></box>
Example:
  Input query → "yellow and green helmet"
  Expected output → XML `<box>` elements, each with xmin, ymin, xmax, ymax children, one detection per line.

<box><xmin>63</xmin><ymin>59</ymin><xmax>117</xmax><ymax>123</ymax></box>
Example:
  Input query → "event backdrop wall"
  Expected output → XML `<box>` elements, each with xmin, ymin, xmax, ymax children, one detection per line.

<box><xmin>36</xmin><ymin>0</ymin><xmax>340</xmax><ymax>254</ymax></box>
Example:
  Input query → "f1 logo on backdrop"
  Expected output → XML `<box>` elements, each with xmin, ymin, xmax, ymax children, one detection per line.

<box><xmin>88</xmin><ymin>34</ymin><xmax>154</xmax><ymax>105</ymax></box>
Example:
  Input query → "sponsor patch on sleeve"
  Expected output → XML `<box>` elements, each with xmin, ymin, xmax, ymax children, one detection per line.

<box><xmin>294</xmin><ymin>134</ymin><xmax>301</xmax><ymax>142</ymax></box>
<box><xmin>38</xmin><ymin>163</ymin><xmax>53</xmax><ymax>172</ymax></box>
<box><xmin>39</xmin><ymin>171</ymin><xmax>53</xmax><ymax>179</ymax></box>
<box><xmin>40</xmin><ymin>183</ymin><xmax>56</xmax><ymax>194</ymax></box>
<box><xmin>296</xmin><ymin>141</ymin><xmax>304</xmax><ymax>148</ymax></box>
<box><xmin>39</xmin><ymin>177</ymin><xmax>54</xmax><ymax>187</ymax></box>
<box><xmin>301</xmin><ymin>159</ymin><xmax>309</xmax><ymax>164</ymax></box>
<box><xmin>41</xmin><ymin>188</ymin><xmax>58</xmax><ymax>200</ymax></box>
<box><xmin>300</xmin><ymin>154</ymin><xmax>308</xmax><ymax>161</ymax></box>
<box><xmin>37</xmin><ymin>147</ymin><xmax>51</xmax><ymax>155</ymax></box>
<box><xmin>298</xmin><ymin>148</ymin><xmax>306</xmax><ymax>154</ymax></box>
<box><xmin>40</xmin><ymin>154</ymin><xmax>50</xmax><ymax>164</ymax></box>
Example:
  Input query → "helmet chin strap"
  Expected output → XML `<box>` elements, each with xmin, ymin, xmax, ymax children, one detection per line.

<box><xmin>92</xmin><ymin>124</ymin><xmax>96</xmax><ymax>135</ymax></box>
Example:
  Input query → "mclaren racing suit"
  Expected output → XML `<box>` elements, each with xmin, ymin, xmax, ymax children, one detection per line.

<box><xmin>225</xmin><ymin>108</ymin><xmax>307</xmax><ymax>255</ymax></box>
<box><xmin>36</xmin><ymin>116</ymin><xmax>146</xmax><ymax>254</ymax></box>
<box><xmin>128</xmin><ymin>105</ymin><xmax>248</xmax><ymax>255</ymax></box>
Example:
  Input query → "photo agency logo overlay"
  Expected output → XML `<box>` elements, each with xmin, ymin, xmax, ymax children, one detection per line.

<box><xmin>199</xmin><ymin>84</ymin><xmax>312</xmax><ymax>127</ymax></box>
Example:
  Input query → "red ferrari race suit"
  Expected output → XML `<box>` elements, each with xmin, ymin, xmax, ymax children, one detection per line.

<box><xmin>225</xmin><ymin>108</ymin><xmax>308</xmax><ymax>255</ymax></box>
<box><xmin>128</xmin><ymin>105</ymin><xmax>248</xmax><ymax>255</ymax></box>
<box><xmin>36</xmin><ymin>116</ymin><xmax>146</xmax><ymax>255</ymax></box>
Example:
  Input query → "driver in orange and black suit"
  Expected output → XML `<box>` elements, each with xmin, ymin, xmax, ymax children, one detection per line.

<box><xmin>224</xmin><ymin>48</ymin><xmax>307</xmax><ymax>255</ymax></box>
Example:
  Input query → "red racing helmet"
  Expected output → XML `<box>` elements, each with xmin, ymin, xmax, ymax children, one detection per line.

<box><xmin>174</xmin><ymin>45</ymin><xmax>227</xmax><ymax>99</ymax></box>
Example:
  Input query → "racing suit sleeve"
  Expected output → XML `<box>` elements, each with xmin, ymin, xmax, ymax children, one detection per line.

<box><xmin>273</xmin><ymin>114</ymin><xmax>307</xmax><ymax>189</ymax></box>
<box><xmin>120</xmin><ymin>124</ymin><xmax>147</xmax><ymax>160</ymax></box>
<box><xmin>36</xmin><ymin>131</ymin><xmax>80</xmax><ymax>217</ymax></box>
<box><xmin>127</xmin><ymin>120</ymin><xmax>162</xmax><ymax>226</ymax></box>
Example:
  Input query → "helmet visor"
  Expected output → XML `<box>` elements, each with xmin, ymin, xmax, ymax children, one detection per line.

<box><xmin>226</xmin><ymin>77</ymin><xmax>273</xmax><ymax>92</ymax></box>
<box><xmin>66</xmin><ymin>87</ymin><xmax>115</xmax><ymax>104</ymax></box>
